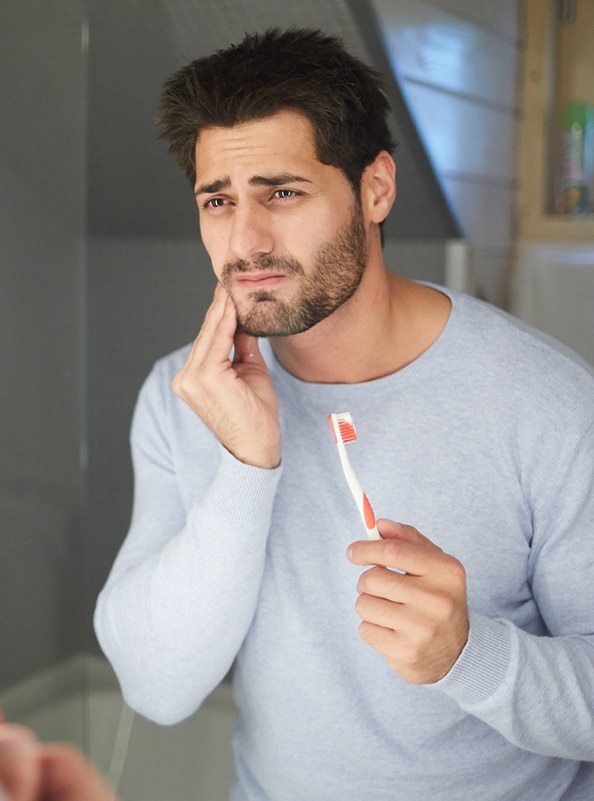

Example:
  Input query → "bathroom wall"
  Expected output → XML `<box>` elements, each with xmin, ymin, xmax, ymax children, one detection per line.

<box><xmin>0</xmin><ymin>0</ymin><xmax>87</xmax><ymax>690</ymax></box>
<box><xmin>372</xmin><ymin>0</ymin><xmax>522</xmax><ymax>305</ymax></box>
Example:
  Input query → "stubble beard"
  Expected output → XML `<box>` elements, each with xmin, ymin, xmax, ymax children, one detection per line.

<box><xmin>221</xmin><ymin>206</ymin><xmax>368</xmax><ymax>338</ymax></box>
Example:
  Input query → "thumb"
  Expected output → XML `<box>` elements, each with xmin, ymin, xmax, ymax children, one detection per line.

<box><xmin>377</xmin><ymin>519</ymin><xmax>424</xmax><ymax>543</ymax></box>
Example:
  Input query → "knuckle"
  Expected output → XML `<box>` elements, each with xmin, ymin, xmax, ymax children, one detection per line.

<box><xmin>358</xmin><ymin>620</ymin><xmax>379</xmax><ymax>646</ymax></box>
<box><xmin>354</xmin><ymin>593</ymin><xmax>370</xmax><ymax>618</ymax></box>
<box><xmin>449</xmin><ymin>556</ymin><xmax>466</xmax><ymax>584</ymax></box>
<box><xmin>171</xmin><ymin>377</ymin><xmax>186</xmax><ymax>401</ymax></box>
<box><xmin>383</xmin><ymin>540</ymin><xmax>402</xmax><ymax>565</ymax></box>
<box><xmin>432</xmin><ymin>591</ymin><xmax>456</xmax><ymax>621</ymax></box>
<box><xmin>356</xmin><ymin>566</ymin><xmax>380</xmax><ymax>594</ymax></box>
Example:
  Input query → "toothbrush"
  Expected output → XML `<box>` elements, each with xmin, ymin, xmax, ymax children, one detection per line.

<box><xmin>328</xmin><ymin>412</ymin><xmax>380</xmax><ymax>539</ymax></box>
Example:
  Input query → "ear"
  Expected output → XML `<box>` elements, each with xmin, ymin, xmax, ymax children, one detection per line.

<box><xmin>360</xmin><ymin>151</ymin><xmax>397</xmax><ymax>224</ymax></box>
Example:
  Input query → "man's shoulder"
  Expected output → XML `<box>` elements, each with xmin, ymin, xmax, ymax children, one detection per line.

<box><xmin>455</xmin><ymin>290</ymin><xmax>594</xmax><ymax>382</ymax></box>
<box><xmin>151</xmin><ymin>343</ymin><xmax>193</xmax><ymax>382</ymax></box>
<box><xmin>133</xmin><ymin>344</ymin><xmax>192</xmax><ymax>420</ymax></box>
<box><xmin>447</xmin><ymin>291</ymin><xmax>594</xmax><ymax>437</ymax></box>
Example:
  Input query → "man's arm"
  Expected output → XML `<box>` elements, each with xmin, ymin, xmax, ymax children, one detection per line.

<box><xmin>348</xmin><ymin>423</ymin><xmax>594</xmax><ymax>761</ymax></box>
<box><xmin>94</xmin><ymin>286</ymin><xmax>282</xmax><ymax>724</ymax></box>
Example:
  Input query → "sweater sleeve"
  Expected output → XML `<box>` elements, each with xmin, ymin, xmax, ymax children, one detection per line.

<box><xmin>435</xmin><ymin>422</ymin><xmax>594</xmax><ymax>760</ymax></box>
<box><xmin>93</xmin><ymin>363</ymin><xmax>282</xmax><ymax>725</ymax></box>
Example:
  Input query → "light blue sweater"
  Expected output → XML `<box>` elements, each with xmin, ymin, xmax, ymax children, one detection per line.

<box><xmin>95</xmin><ymin>288</ymin><xmax>594</xmax><ymax>800</ymax></box>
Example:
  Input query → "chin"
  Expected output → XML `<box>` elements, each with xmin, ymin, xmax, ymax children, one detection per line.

<box><xmin>236</xmin><ymin>317</ymin><xmax>315</xmax><ymax>338</ymax></box>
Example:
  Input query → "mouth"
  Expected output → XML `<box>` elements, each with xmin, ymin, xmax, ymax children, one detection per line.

<box><xmin>233</xmin><ymin>272</ymin><xmax>289</xmax><ymax>289</ymax></box>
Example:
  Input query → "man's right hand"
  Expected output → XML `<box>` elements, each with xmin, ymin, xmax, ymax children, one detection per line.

<box><xmin>172</xmin><ymin>283</ymin><xmax>282</xmax><ymax>469</ymax></box>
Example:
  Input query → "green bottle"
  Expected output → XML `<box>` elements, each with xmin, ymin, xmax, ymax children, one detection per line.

<box><xmin>557</xmin><ymin>101</ymin><xmax>593</xmax><ymax>215</ymax></box>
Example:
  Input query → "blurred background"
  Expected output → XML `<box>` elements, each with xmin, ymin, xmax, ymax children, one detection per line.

<box><xmin>1</xmin><ymin>0</ymin><xmax>593</xmax><ymax>798</ymax></box>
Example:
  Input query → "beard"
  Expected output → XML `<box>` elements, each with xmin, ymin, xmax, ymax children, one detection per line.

<box><xmin>220</xmin><ymin>205</ymin><xmax>368</xmax><ymax>337</ymax></box>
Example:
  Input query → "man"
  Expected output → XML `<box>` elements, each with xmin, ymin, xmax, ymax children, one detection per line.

<box><xmin>95</xmin><ymin>28</ymin><xmax>594</xmax><ymax>800</ymax></box>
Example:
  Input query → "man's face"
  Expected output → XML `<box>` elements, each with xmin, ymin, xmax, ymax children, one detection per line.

<box><xmin>194</xmin><ymin>110</ymin><xmax>368</xmax><ymax>337</ymax></box>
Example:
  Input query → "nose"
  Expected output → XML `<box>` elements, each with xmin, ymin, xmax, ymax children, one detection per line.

<box><xmin>228</xmin><ymin>202</ymin><xmax>274</xmax><ymax>262</ymax></box>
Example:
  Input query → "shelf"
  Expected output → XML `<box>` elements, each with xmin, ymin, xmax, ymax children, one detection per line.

<box><xmin>518</xmin><ymin>0</ymin><xmax>594</xmax><ymax>242</ymax></box>
<box><xmin>519</xmin><ymin>214</ymin><xmax>594</xmax><ymax>242</ymax></box>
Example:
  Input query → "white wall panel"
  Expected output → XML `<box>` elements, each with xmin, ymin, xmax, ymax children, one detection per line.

<box><xmin>372</xmin><ymin>0</ymin><xmax>521</xmax><ymax>308</ymax></box>
<box><xmin>400</xmin><ymin>83</ymin><xmax>516</xmax><ymax>181</ymax></box>
<box><xmin>471</xmin><ymin>249</ymin><xmax>513</xmax><ymax>307</ymax></box>
<box><xmin>373</xmin><ymin>0</ymin><xmax>518</xmax><ymax>109</ymax></box>
<box><xmin>441</xmin><ymin>179</ymin><xmax>515</xmax><ymax>248</ymax></box>
<box><xmin>426</xmin><ymin>0</ymin><xmax>520</xmax><ymax>41</ymax></box>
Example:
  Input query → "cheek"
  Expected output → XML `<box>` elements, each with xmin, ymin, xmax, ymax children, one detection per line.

<box><xmin>199</xmin><ymin>219</ymin><xmax>228</xmax><ymax>275</ymax></box>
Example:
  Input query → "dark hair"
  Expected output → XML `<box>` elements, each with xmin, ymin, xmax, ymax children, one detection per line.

<box><xmin>156</xmin><ymin>28</ymin><xmax>396</xmax><ymax>194</ymax></box>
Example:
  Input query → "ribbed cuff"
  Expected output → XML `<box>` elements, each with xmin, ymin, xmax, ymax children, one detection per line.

<box><xmin>434</xmin><ymin>613</ymin><xmax>515</xmax><ymax>708</ymax></box>
<box><xmin>206</xmin><ymin>445</ymin><xmax>282</xmax><ymax>527</ymax></box>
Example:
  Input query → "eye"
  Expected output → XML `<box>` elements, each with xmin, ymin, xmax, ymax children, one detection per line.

<box><xmin>203</xmin><ymin>197</ymin><xmax>229</xmax><ymax>210</ymax></box>
<box><xmin>272</xmin><ymin>189</ymin><xmax>300</xmax><ymax>200</ymax></box>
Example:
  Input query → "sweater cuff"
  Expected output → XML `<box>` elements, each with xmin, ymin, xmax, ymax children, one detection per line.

<box><xmin>433</xmin><ymin>613</ymin><xmax>515</xmax><ymax>708</ymax></box>
<box><xmin>205</xmin><ymin>445</ymin><xmax>282</xmax><ymax>527</ymax></box>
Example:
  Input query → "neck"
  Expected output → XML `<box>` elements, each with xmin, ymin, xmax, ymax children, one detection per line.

<box><xmin>269</xmin><ymin>263</ymin><xmax>452</xmax><ymax>384</ymax></box>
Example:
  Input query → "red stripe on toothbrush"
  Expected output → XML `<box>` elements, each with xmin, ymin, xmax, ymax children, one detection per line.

<box><xmin>363</xmin><ymin>494</ymin><xmax>376</xmax><ymax>529</ymax></box>
<box><xmin>328</xmin><ymin>415</ymin><xmax>338</xmax><ymax>443</ymax></box>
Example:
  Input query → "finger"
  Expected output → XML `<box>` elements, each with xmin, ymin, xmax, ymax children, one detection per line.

<box><xmin>347</xmin><ymin>536</ymin><xmax>427</xmax><ymax>575</ymax></box>
<box><xmin>191</xmin><ymin>285</ymin><xmax>236</xmax><ymax>363</ymax></box>
<box><xmin>348</xmin><ymin>521</ymin><xmax>443</xmax><ymax>573</ymax></box>
<box><xmin>173</xmin><ymin>290</ymin><xmax>226</xmax><ymax>391</ymax></box>
<box><xmin>357</xmin><ymin>620</ymin><xmax>399</xmax><ymax>659</ymax></box>
<box><xmin>173</xmin><ymin>289</ymin><xmax>236</xmax><ymax>397</ymax></box>
<box><xmin>355</xmin><ymin>592</ymin><xmax>408</xmax><ymax>631</ymax></box>
<box><xmin>357</xmin><ymin>565</ymin><xmax>409</xmax><ymax>602</ymax></box>
<box><xmin>39</xmin><ymin>745</ymin><xmax>115</xmax><ymax>801</ymax></box>
<box><xmin>355</xmin><ymin>593</ymin><xmax>399</xmax><ymax>631</ymax></box>
<box><xmin>0</xmin><ymin>726</ymin><xmax>40</xmax><ymax>801</ymax></box>
<box><xmin>356</xmin><ymin>566</ymin><xmax>443</xmax><ymax>626</ymax></box>
<box><xmin>377</xmin><ymin>520</ymin><xmax>435</xmax><ymax>548</ymax></box>
<box><xmin>232</xmin><ymin>331</ymin><xmax>266</xmax><ymax>369</ymax></box>
<box><xmin>356</xmin><ymin>577</ymin><xmax>447</xmax><ymax>631</ymax></box>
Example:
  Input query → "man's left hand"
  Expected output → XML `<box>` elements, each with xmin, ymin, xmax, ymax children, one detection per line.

<box><xmin>347</xmin><ymin>519</ymin><xmax>469</xmax><ymax>684</ymax></box>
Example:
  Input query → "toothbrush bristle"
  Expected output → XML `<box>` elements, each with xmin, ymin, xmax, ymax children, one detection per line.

<box><xmin>334</xmin><ymin>412</ymin><xmax>357</xmax><ymax>444</ymax></box>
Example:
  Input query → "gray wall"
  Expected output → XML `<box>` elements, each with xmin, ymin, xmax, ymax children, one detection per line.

<box><xmin>84</xmin><ymin>238</ymin><xmax>212</xmax><ymax>643</ymax></box>
<box><xmin>0</xmin><ymin>0</ymin><xmax>86</xmax><ymax>687</ymax></box>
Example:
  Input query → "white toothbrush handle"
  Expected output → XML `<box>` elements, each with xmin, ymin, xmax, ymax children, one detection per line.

<box><xmin>336</xmin><ymin>442</ymin><xmax>380</xmax><ymax>540</ymax></box>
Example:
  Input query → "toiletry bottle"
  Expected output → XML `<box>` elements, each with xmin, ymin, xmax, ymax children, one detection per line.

<box><xmin>557</xmin><ymin>101</ymin><xmax>590</xmax><ymax>215</ymax></box>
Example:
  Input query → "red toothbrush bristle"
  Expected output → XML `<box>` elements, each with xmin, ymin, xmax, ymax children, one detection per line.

<box><xmin>338</xmin><ymin>420</ymin><xmax>357</xmax><ymax>443</ymax></box>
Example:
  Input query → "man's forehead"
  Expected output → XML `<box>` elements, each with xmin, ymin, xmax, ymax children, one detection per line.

<box><xmin>196</xmin><ymin>108</ymin><xmax>315</xmax><ymax>146</ymax></box>
<box><xmin>194</xmin><ymin>110</ymin><xmax>318</xmax><ymax>177</ymax></box>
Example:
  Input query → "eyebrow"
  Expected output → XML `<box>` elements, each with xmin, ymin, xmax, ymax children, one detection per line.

<box><xmin>194</xmin><ymin>173</ymin><xmax>312</xmax><ymax>196</ymax></box>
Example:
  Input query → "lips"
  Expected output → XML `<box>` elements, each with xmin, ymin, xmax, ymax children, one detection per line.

<box><xmin>234</xmin><ymin>272</ymin><xmax>288</xmax><ymax>288</ymax></box>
